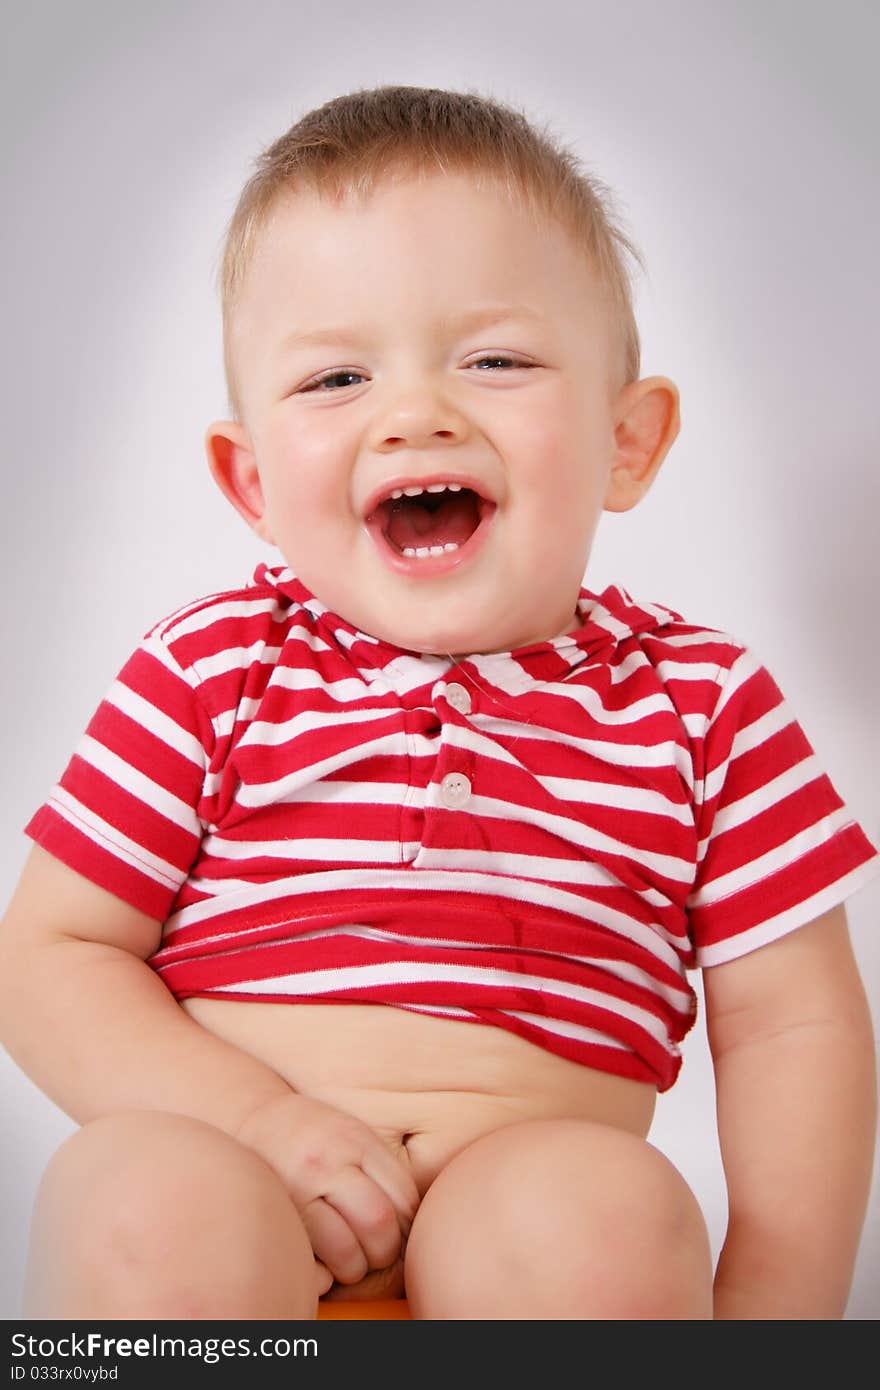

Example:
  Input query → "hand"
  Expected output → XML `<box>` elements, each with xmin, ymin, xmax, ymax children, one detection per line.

<box><xmin>235</xmin><ymin>1090</ymin><xmax>421</xmax><ymax>1292</ymax></box>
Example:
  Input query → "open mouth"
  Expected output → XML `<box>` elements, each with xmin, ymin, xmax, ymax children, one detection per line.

<box><xmin>365</xmin><ymin>484</ymin><xmax>494</xmax><ymax>558</ymax></box>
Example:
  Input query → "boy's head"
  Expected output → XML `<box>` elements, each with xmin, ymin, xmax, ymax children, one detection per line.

<box><xmin>205</xmin><ymin>86</ymin><xmax>679</xmax><ymax>657</ymax></box>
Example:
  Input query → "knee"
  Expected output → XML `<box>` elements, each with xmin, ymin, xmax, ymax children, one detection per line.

<box><xmin>27</xmin><ymin>1111</ymin><xmax>316</xmax><ymax>1318</ymax></box>
<box><xmin>38</xmin><ymin>1111</ymin><xmax>269</xmax><ymax>1244</ymax></box>
<box><xmin>407</xmin><ymin>1119</ymin><xmax>713</xmax><ymax>1319</ymax></box>
<box><xmin>544</xmin><ymin>1122</ymin><xmax>713</xmax><ymax>1318</ymax></box>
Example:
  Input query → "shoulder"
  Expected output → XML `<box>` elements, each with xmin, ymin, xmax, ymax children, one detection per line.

<box><xmin>607</xmin><ymin>585</ymin><xmax>757</xmax><ymax>718</ymax></box>
<box><xmin>141</xmin><ymin>564</ymin><xmax>311</xmax><ymax>684</ymax></box>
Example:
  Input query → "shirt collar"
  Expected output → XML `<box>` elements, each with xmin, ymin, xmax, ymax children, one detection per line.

<box><xmin>253</xmin><ymin>562</ymin><xmax>682</xmax><ymax>687</ymax></box>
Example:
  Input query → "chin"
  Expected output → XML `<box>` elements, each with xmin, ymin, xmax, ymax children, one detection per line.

<box><xmin>388</xmin><ymin>627</ymin><xmax>480</xmax><ymax>659</ymax></box>
<box><xmin>370</xmin><ymin>603</ymin><xmax>490</xmax><ymax>658</ymax></box>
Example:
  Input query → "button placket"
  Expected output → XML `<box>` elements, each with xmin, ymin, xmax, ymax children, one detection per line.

<box><xmin>427</xmin><ymin>677</ymin><xmax>476</xmax><ymax>812</ymax></box>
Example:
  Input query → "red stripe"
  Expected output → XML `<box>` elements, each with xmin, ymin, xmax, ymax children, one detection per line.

<box><xmin>60</xmin><ymin>757</ymin><xmax>200</xmax><ymax>868</ymax></box>
<box><xmin>690</xmin><ymin>822</ymin><xmax>876</xmax><ymax>949</ymax></box>
<box><xmin>25</xmin><ymin>806</ymin><xmax>172</xmax><ymax>920</ymax></box>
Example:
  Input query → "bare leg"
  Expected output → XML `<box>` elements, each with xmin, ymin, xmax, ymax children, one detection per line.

<box><xmin>23</xmin><ymin>1111</ymin><xmax>320</xmax><ymax>1320</ymax></box>
<box><xmin>404</xmin><ymin>1118</ymin><xmax>713</xmax><ymax>1319</ymax></box>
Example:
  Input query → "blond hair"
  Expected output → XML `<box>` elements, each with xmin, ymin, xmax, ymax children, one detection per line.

<box><xmin>215</xmin><ymin>85</ymin><xmax>645</xmax><ymax>421</ymax></box>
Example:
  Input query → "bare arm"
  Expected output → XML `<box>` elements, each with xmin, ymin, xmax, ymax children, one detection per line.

<box><xmin>705</xmin><ymin>905</ymin><xmax>877</xmax><ymax>1319</ymax></box>
<box><xmin>0</xmin><ymin>845</ymin><xmax>292</xmax><ymax>1138</ymax></box>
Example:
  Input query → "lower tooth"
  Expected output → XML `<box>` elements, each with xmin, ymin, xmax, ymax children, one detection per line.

<box><xmin>402</xmin><ymin>543</ymin><xmax>460</xmax><ymax>558</ymax></box>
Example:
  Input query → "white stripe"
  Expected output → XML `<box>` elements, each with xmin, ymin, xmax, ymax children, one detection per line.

<box><xmin>380</xmin><ymin>651</ymin><xmax>455</xmax><ymax>692</ymax></box>
<box><xmin>76</xmin><ymin>735</ymin><xmax>202</xmax><ymax>836</ymax></box>
<box><xmin>163</xmin><ymin>595</ymin><xmax>283</xmax><ymax>639</ymax></box>
<box><xmin>161</xmin><ymin>866</ymin><xmax>685</xmax><ymax>972</ymax></box>
<box><xmin>489</xmin><ymin>682</ymin><xmax>693</xmax><ymax>733</ymax></box>
<box><xmin>500</xmin><ymin>1011</ymin><xmax>632</xmax><ymax>1050</ymax></box>
<box><xmin>446</xmin><ymin>716</ymin><xmax>696</xmax><ymax>773</ymax></box>
<box><xmin>394</xmin><ymin>1002</ymin><xmax>635</xmax><ymax>1052</ymax></box>
<box><xmin>222</xmin><ymin>723</ymin><xmax>696</xmax><ymax>815</ymax></box>
<box><xmin>652</xmin><ymin>657</ymin><xmax>732</xmax><ymax>686</ymax></box>
<box><xmin>183</xmin><ymin>850</ymin><xmax>684</xmax><ymax>921</ymax></box>
<box><xmin>240</xmin><ymin>776</ymin><xmax>418</xmax><ymax>809</ymax></box>
<box><xmin>176</xmin><ymin>867</ymin><xmax>686</xmax><ymax>967</ymax></box>
<box><xmin>212</xmin><ymin>747</ymin><xmax>693</xmax><ymax>826</ymax></box>
<box><xmin>104</xmin><ymin>681</ymin><xmax>208</xmax><ymax>767</ymax></box>
<box><xmin>710</xmin><ymin>647</ymin><xmax>762</xmax><ymax>723</ymax></box>
<box><xmin>223</xmin><ymin>732</ymin><xmax>416</xmax><ymax>803</ymax></box>
<box><xmin>46</xmin><ymin>789</ymin><xmax>183</xmax><ymax>890</ymax></box>
<box><xmin>151</xmin><ymin>592</ymin><xmax>240</xmax><ymax>638</ymax></box>
<box><xmin>196</xmin><ymin>829</ymin><xmax>687</xmax><ymax>888</ymax></box>
<box><xmin>237</xmin><ymin>691</ymin><xmax>694</xmax><ymax>759</ymax></box>
<box><xmin>704</xmin><ymin>754</ymin><xmax>823</xmax><ymax>839</ymax></box>
<box><xmin>222</xmin><ymin>665</ymin><xmax>402</xmax><ymax>722</ymax></box>
<box><xmin>394</xmin><ymin>1002</ymin><xmax>475</xmax><ymax>1020</ymax></box>
<box><xmin>192</xmin><ymin>643</ymin><xmax>284</xmax><ymax>682</ymax></box>
<box><xmin>468</xmin><ymin>793</ymin><xmax>693</xmax><ymax>879</ymax></box>
<box><xmin>173</xmin><ymin>917</ymin><xmax>692</xmax><ymax>1014</ymax></box>
<box><xmin>243</xmin><ymin>704</ymin><xmax>409</xmax><ymax>748</ymax></box>
<box><xmin>200</xmin><ymin>833</ymin><xmax>406</xmax><ymax>863</ymax></box>
<box><xmin>703</xmin><ymin>704</ymin><xmax>796</xmax><ymax>803</ymax></box>
<box><xmin>532</xmin><ymin>773</ymin><xmax>692</xmax><ymax>824</ymax></box>
<box><xmin>689</xmin><ymin>807</ymin><xmax>861</xmax><ymax>908</ymax></box>
<box><xmin>657</xmin><ymin>629</ymin><xmax>738</xmax><ymax>652</ymax></box>
<box><xmin>204</xmin><ymin>662</ymin><xmax>400</xmax><ymax>732</ymax></box>
<box><xmin>210</xmin><ymin>960</ymin><xmax>671</xmax><ymax>1047</ymax></box>
<box><xmin>140</xmin><ymin>631</ymin><xmax>207</xmax><ymax>690</ymax></box>
<box><xmin>405</xmin><ymin>923</ymin><xmax>691</xmax><ymax>1013</ymax></box>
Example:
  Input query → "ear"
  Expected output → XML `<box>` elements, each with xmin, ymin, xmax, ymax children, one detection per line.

<box><xmin>204</xmin><ymin>420</ymin><xmax>275</xmax><ymax>543</ymax></box>
<box><xmin>604</xmin><ymin>377</ymin><xmax>680</xmax><ymax>513</ymax></box>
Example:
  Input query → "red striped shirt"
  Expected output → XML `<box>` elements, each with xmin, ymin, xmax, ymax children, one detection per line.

<box><xmin>25</xmin><ymin>563</ymin><xmax>880</xmax><ymax>1091</ymax></box>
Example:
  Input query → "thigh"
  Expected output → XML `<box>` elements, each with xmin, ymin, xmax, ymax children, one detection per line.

<box><xmin>23</xmin><ymin>1110</ymin><xmax>319</xmax><ymax>1319</ymax></box>
<box><xmin>404</xmin><ymin>1117</ymin><xmax>713</xmax><ymax>1319</ymax></box>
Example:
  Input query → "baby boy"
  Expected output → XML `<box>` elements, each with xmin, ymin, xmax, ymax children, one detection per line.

<box><xmin>2</xmin><ymin>85</ymin><xmax>878</xmax><ymax>1320</ymax></box>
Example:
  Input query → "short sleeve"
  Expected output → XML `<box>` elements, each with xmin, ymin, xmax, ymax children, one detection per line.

<box><xmin>24</xmin><ymin>630</ymin><xmax>216</xmax><ymax>921</ymax></box>
<box><xmin>686</xmin><ymin>646</ymin><xmax>880</xmax><ymax>967</ymax></box>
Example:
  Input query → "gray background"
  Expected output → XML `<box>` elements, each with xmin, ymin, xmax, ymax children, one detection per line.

<box><xmin>2</xmin><ymin>0</ymin><xmax>878</xmax><ymax>1319</ymax></box>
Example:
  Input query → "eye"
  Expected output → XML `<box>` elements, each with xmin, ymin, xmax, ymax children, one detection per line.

<box><xmin>300</xmin><ymin>369</ymin><xmax>367</xmax><ymax>393</ymax></box>
<box><xmin>467</xmin><ymin>355</ymin><xmax>532</xmax><ymax>371</ymax></box>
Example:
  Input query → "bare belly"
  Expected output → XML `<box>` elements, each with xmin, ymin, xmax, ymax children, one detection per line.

<box><xmin>179</xmin><ymin>997</ymin><xmax>656</xmax><ymax>1198</ymax></box>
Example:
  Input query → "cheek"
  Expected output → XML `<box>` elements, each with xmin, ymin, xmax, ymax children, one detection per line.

<box><xmin>261</xmin><ymin>427</ymin><xmax>345</xmax><ymax>516</ymax></box>
<box><xmin>502</xmin><ymin>383</ymin><xmax>603</xmax><ymax>474</ymax></box>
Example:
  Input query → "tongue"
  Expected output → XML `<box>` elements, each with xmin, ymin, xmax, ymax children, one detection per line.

<box><xmin>386</xmin><ymin>493</ymin><xmax>480</xmax><ymax>550</ymax></box>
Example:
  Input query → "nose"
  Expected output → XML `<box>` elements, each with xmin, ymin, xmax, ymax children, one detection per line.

<box><xmin>369</xmin><ymin>382</ymin><xmax>471</xmax><ymax>452</ymax></box>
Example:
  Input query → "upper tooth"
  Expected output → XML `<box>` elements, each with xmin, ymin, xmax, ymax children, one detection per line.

<box><xmin>390</xmin><ymin>482</ymin><xmax>464</xmax><ymax>500</ymax></box>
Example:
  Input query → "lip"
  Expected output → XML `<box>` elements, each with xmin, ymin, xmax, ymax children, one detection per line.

<box><xmin>364</xmin><ymin>497</ymin><xmax>497</xmax><ymax>578</ymax></box>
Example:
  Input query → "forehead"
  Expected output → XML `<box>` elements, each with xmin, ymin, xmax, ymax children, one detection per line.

<box><xmin>238</xmin><ymin>171</ymin><xmax>602</xmax><ymax>330</ymax></box>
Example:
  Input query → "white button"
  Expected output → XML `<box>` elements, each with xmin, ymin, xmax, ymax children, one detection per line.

<box><xmin>440</xmin><ymin>772</ymin><xmax>471</xmax><ymax>809</ymax></box>
<box><xmin>445</xmin><ymin>682</ymin><xmax>472</xmax><ymax>715</ymax></box>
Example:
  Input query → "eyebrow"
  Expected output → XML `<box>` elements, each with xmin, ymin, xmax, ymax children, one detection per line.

<box><xmin>279</xmin><ymin>305</ymin><xmax>548</xmax><ymax>352</ymax></box>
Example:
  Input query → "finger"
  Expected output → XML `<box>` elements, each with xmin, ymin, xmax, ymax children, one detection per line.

<box><xmin>301</xmin><ymin>1196</ymin><xmax>369</xmax><ymax>1287</ymax></box>
<box><xmin>322</xmin><ymin>1165</ymin><xmax>407</xmax><ymax>1272</ymax></box>
<box><xmin>321</xmin><ymin>1255</ymin><xmax>406</xmax><ymax>1303</ymax></box>
<box><xmin>360</xmin><ymin>1146</ymin><xmax>421</xmax><ymax>1236</ymax></box>
<box><xmin>313</xmin><ymin>1259</ymin><xmax>334</xmax><ymax>1298</ymax></box>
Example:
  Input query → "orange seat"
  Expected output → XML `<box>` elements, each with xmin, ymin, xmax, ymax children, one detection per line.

<box><xmin>317</xmin><ymin>1297</ymin><xmax>412</xmax><ymax>1320</ymax></box>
